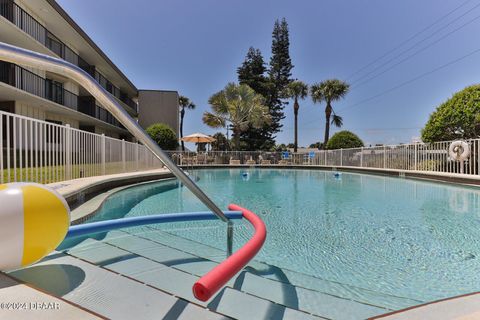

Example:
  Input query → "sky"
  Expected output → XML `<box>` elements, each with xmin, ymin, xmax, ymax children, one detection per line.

<box><xmin>57</xmin><ymin>0</ymin><xmax>480</xmax><ymax>148</ymax></box>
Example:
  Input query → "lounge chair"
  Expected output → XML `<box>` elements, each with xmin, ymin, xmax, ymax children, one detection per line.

<box><xmin>278</xmin><ymin>151</ymin><xmax>291</xmax><ymax>165</ymax></box>
<box><xmin>303</xmin><ymin>151</ymin><xmax>316</xmax><ymax>165</ymax></box>
<box><xmin>229</xmin><ymin>157</ymin><xmax>241</xmax><ymax>165</ymax></box>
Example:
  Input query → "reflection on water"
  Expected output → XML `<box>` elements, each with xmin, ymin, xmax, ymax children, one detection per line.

<box><xmin>72</xmin><ymin>169</ymin><xmax>480</xmax><ymax>308</ymax></box>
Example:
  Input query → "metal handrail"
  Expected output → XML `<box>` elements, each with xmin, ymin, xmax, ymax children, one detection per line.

<box><xmin>0</xmin><ymin>42</ymin><xmax>233</xmax><ymax>255</ymax></box>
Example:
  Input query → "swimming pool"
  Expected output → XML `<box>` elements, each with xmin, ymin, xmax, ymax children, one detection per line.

<box><xmin>82</xmin><ymin>168</ymin><xmax>480</xmax><ymax>309</ymax></box>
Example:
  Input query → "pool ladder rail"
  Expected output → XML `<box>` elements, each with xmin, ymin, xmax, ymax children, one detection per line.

<box><xmin>0</xmin><ymin>41</ymin><xmax>267</xmax><ymax>301</ymax></box>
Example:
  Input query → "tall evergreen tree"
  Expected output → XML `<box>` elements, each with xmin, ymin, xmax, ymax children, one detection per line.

<box><xmin>237</xmin><ymin>47</ymin><xmax>269</xmax><ymax>96</ymax></box>
<box><xmin>267</xmin><ymin>18</ymin><xmax>294</xmax><ymax>137</ymax></box>
<box><xmin>235</xmin><ymin>18</ymin><xmax>294</xmax><ymax>150</ymax></box>
<box><xmin>237</xmin><ymin>47</ymin><xmax>272</xmax><ymax>150</ymax></box>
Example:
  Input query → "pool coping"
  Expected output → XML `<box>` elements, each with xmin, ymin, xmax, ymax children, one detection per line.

<box><xmin>69</xmin><ymin>177</ymin><xmax>176</xmax><ymax>224</ymax></box>
<box><xmin>48</xmin><ymin>168</ymin><xmax>174</xmax><ymax>210</ymax></box>
<box><xmin>185</xmin><ymin>164</ymin><xmax>480</xmax><ymax>187</ymax></box>
<box><xmin>369</xmin><ymin>290</ymin><xmax>480</xmax><ymax>319</ymax></box>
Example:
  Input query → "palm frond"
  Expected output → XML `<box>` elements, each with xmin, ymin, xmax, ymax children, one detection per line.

<box><xmin>331</xmin><ymin>114</ymin><xmax>343</xmax><ymax>128</ymax></box>
<box><xmin>202</xmin><ymin>112</ymin><xmax>226</xmax><ymax>128</ymax></box>
<box><xmin>285</xmin><ymin>80</ymin><xmax>309</xmax><ymax>100</ymax></box>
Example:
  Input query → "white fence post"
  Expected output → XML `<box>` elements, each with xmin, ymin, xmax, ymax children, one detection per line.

<box><xmin>135</xmin><ymin>143</ymin><xmax>139</xmax><ymax>171</ymax></box>
<box><xmin>65</xmin><ymin>124</ymin><xmax>71</xmax><ymax>181</ymax></box>
<box><xmin>121</xmin><ymin>139</ymin><xmax>126</xmax><ymax>172</ymax></box>
<box><xmin>340</xmin><ymin>149</ymin><xmax>343</xmax><ymax>167</ymax></box>
<box><xmin>101</xmin><ymin>134</ymin><xmax>106</xmax><ymax>175</ymax></box>
<box><xmin>360</xmin><ymin>147</ymin><xmax>363</xmax><ymax>167</ymax></box>
<box><xmin>414</xmin><ymin>143</ymin><xmax>418</xmax><ymax>171</ymax></box>
<box><xmin>383</xmin><ymin>145</ymin><xmax>386</xmax><ymax>169</ymax></box>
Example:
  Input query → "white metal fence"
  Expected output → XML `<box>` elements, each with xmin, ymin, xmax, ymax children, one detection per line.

<box><xmin>1</xmin><ymin>109</ymin><xmax>478</xmax><ymax>185</ymax></box>
<box><xmin>0</xmin><ymin>111</ymin><xmax>162</xmax><ymax>184</ymax></box>
<box><xmin>166</xmin><ymin>139</ymin><xmax>480</xmax><ymax>176</ymax></box>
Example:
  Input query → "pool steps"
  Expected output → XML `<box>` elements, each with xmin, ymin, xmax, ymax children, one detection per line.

<box><xmin>8</xmin><ymin>229</ymin><xmax>419</xmax><ymax>319</ymax></box>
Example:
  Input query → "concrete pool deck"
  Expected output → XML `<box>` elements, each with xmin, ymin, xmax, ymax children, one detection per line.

<box><xmin>0</xmin><ymin>273</ymin><xmax>103</xmax><ymax>319</ymax></box>
<box><xmin>371</xmin><ymin>292</ymin><xmax>480</xmax><ymax>319</ymax></box>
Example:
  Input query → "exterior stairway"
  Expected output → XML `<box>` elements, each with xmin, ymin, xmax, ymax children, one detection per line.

<box><xmin>8</xmin><ymin>228</ymin><xmax>420</xmax><ymax>320</ymax></box>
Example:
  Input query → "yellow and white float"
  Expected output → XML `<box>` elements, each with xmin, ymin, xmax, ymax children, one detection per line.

<box><xmin>0</xmin><ymin>183</ymin><xmax>70</xmax><ymax>271</ymax></box>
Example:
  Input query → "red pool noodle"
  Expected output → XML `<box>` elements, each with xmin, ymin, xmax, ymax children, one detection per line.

<box><xmin>192</xmin><ymin>204</ymin><xmax>267</xmax><ymax>301</ymax></box>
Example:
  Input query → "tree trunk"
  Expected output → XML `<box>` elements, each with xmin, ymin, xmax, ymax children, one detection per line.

<box><xmin>324</xmin><ymin>102</ymin><xmax>332</xmax><ymax>147</ymax></box>
<box><xmin>293</xmin><ymin>97</ymin><xmax>299</xmax><ymax>153</ymax></box>
<box><xmin>180</xmin><ymin>107</ymin><xmax>185</xmax><ymax>151</ymax></box>
<box><xmin>233</xmin><ymin>126</ymin><xmax>240</xmax><ymax>151</ymax></box>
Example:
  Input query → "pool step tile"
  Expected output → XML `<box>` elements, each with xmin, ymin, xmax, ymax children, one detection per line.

<box><xmin>238</xmin><ymin>272</ymin><xmax>387</xmax><ymax>320</ymax></box>
<box><xmin>68</xmin><ymin>239</ymin><xmax>329</xmax><ymax>319</ymax></box>
<box><xmin>133</xmin><ymin>228</ymin><xmax>227</xmax><ymax>262</ymax></box>
<box><xmin>131</xmin><ymin>229</ymin><xmax>419</xmax><ymax>310</ymax></box>
<box><xmin>104</xmin><ymin>255</ymin><xmax>324</xmax><ymax>320</ymax></box>
<box><xmin>103</xmin><ymin>233</ymin><xmax>393</xmax><ymax>317</ymax></box>
<box><xmin>210</xmin><ymin>287</ymin><xmax>325</xmax><ymax>320</ymax></box>
<box><xmin>67</xmin><ymin>241</ymin><xmax>135</xmax><ymax>265</ymax></box>
<box><xmin>9</xmin><ymin>253</ymin><xmax>226</xmax><ymax>320</ymax></box>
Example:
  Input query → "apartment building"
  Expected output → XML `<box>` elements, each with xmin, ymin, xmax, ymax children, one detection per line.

<box><xmin>138</xmin><ymin>90</ymin><xmax>180</xmax><ymax>138</ymax></box>
<box><xmin>0</xmin><ymin>0</ymin><xmax>165</xmax><ymax>141</ymax></box>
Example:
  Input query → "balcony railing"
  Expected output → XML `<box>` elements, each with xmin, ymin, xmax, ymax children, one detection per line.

<box><xmin>0</xmin><ymin>0</ymin><xmax>137</xmax><ymax>113</ymax></box>
<box><xmin>95</xmin><ymin>70</ymin><xmax>137</xmax><ymax>113</ymax></box>
<box><xmin>0</xmin><ymin>61</ymin><xmax>124</xmax><ymax>129</ymax></box>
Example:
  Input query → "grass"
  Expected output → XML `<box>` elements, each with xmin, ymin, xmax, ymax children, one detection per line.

<box><xmin>1</xmin><ymin>162</ymin><xmax>156</xmax><ymax>184</ymax></box>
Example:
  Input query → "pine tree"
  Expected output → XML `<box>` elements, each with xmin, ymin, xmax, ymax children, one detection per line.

<box><xmin>237</xmin><ymin>47</ymin><xmax>272</xmax><ymax>150</ymax></box>
<box><xmin>237</xmin><ymin>47</ymin><xmax>269</xmax><ymax>96</ymax></box>
<box><xmin>235</xmin><ymin>18</ymin><xmax>293</xmax><ymax>150</ymax></box>
<box><xmin>267</xmin><ymin>18</ymin><xmax>294</xmax><ymax>137</ymax></box>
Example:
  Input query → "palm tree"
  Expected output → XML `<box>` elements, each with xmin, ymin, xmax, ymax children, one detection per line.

<box><xmin>310</xmin><ymin>79</ymin><xmax>349</xmax><ymax>146</ymax></box>
<box><xmin>285</xmin><ymin>80</ymin><xmax>308</xmax><ymax>152</ymax></box>
<box><xmin>179</xmin><ymin>95</ymin><xmax>196</xmax><ymax>151</ymax></box>
<box><xmin>203</xmin><ymin>83</ymin><xmax>271</xmax><ymax>150</ymax></box>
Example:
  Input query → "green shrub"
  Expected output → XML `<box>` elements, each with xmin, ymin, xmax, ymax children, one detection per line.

<box><xmin>146</xmin><ymin>123</ymin><xmax>178</xmax><ymax>150</ymax></box>
<box><xmin>326</xmin><ymin>130</ymin><xmax>364</xmax><ymax>149</ymax></box>
<box><xmin>422</xmin><ymin>84</ymin><xmax>480</xmax><ymax>142</ymax></box>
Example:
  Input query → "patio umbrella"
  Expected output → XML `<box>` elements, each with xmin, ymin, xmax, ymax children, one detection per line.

<box><xmin>180</xmin><ymin>133</ymin><xmax>216</xmax><ymax>152</ymax></box>
<box><xmin>180</xmin><ymin>133</ymin><xmax>216</xmax><ymax>143</ymax></box>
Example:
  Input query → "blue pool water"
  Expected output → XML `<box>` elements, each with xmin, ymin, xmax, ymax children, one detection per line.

<box><xmin>83</xmin><ymin>169</ymin><xmax>480</xmax><ymax>307</ymax></box>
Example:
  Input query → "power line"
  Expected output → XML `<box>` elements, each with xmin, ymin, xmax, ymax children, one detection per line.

<box><xmin>339</xmin><ymin>46</ymin><xmax>480</xmax><ymax>112</ymax></box>
<box><xmin>351</xmin><ymin>11</ymin><xmax>480</xmax><ymax>89</ymax></box>
<box><xmin>281</xmin><ymin>126</ymin><xmax>421</xmax><ymax>132</ymax></box>
<box><xmin>294</xmin><ymin>45</ymin><xmax>480</xmax><ymax>128</ymax></box>
<box><xmin>350</xmin><ymin>1</ymin><xmax>480</xmax><ymax>86</ymax></box>
<box><xmin>346</xmin><ymin>0</ymin><xmax>475</xmax><ymax>81</ymax></box>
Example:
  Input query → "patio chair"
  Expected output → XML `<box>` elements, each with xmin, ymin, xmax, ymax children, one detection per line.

<box><xmin>303</xmin><ymin>151</ymin><xmax>316</xmax><ymax>165</ymax></box>
<box><xmin>246</xmin><ymin>156</ymin><xmax>256</xmax><ymax>166</ymax></box>
<box><xmin>195</xmin><ymin>153</ymin><xmax>207</xmax><ymax>165</ymax></box>
<box><xmin>229</xmin><ymin>157</ymin><xmax>241</xmax><ymax>165</ymax></box>
<box><xmin>278</xmin><ymin>151</ymin><xmax>291</xmax><ymax>165</ymax></box>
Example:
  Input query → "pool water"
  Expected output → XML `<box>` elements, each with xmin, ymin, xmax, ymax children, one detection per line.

<box><xmin>86</xmin><ymin>169</ymin><xmax>480</xmax><ymax>307</ymax></box>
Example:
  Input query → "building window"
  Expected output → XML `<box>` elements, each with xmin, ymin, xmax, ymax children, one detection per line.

<box><xmin>45</xmin><ymin>79</ymin><xmax>64</xmax><ymax>105</ymax></box>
